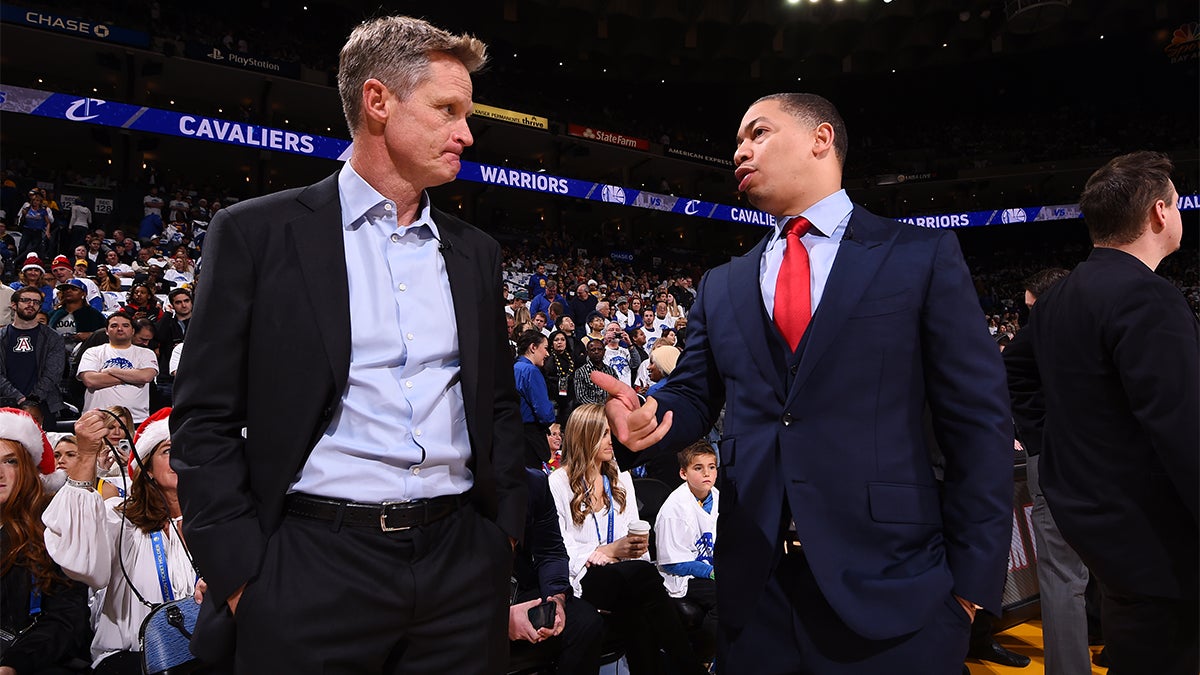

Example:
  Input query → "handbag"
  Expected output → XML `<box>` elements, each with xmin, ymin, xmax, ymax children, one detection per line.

<box><xmin>140</xmin><ymin>598</ymin><xmax>201</xmax><ymax>675</ymax></box>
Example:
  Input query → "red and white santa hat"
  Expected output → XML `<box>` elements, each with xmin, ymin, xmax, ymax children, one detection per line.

<box><xmin>20</xmin><ymin>253</ymin><xmax>45</xmax><ymax>273</ymax></box>
<box><xmin>0</xmin><ymin>407</ymin><xmax>55</xmax><ymax>474</ymax></box>
<box><xmin>131</xmin><ymin>407</ymin><xmax>172</xmax><ymax>473</ymax></box>
<box><xmin>50</xmin><ymin>254</ymin><xmax>73</xmax><ymax>271</ymax></box>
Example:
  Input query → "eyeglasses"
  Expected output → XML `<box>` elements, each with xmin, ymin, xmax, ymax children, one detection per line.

<box><xmin>15</xmin><ymin>298</ymin><xmax>40</xmax><ymax>305</ymax></box>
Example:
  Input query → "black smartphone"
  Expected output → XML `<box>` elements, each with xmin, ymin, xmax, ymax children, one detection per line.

<box><xmin>527</xmin><ymin>601</ymin><xmax>556</xmax><ymax>630</ymax></box>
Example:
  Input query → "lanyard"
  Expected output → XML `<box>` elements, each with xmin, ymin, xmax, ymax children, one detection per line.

<box><xmin>149</xmin><ymin>530</ymin><xmax>175</xmax><ymax>603</ymax></box>
<box><xmin>29</xmin><ymin>574</ymin><xmax>41</xmax><ymax>616</ymax></box>
<box><xmin>590</xmin><ymin>474</ymin><xmax>615</xmax><ymax>545</ymax></box>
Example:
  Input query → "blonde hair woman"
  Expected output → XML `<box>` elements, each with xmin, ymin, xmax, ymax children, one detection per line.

<box><xmin>547</xmin><ymin>404</ymin><xmax>704</xmax><ymax>675</ymax></box>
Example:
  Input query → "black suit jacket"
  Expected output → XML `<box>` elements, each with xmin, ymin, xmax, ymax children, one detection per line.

<box><xmin>513</xmin><ymin>469</ymin><xmax>571</xmax><ymax>600</ymax></box>
<box><xmin>171</xmin><ymin>172</ymin><xmax>527</xmax><ymax>606</ymax></box>
<box><xmin>1008</xmin><ymin>247</ymin><xmax>1198</xmax><ymax>598</ymax></box>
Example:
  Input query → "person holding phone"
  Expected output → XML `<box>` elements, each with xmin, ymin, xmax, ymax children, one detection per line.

<box><xmin>509</xmin><ymin>467</ymin><xmax>602</xmax><ymax>673</ymax></box>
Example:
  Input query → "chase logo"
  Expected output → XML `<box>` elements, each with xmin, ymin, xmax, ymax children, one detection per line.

<box><xmin>601</xmin><ymin>185</ymin><xmax>626</xmax><ymax>205</ymax></box>
<box><xmin>1001</xmin><ymin>208</ymin><xmax>1027</xmax><ymax>224</ymax></box>
<box><xmin>94</xmin><ymin>24</ymin><xmax>109</xmax><ymax>38</ymax></box>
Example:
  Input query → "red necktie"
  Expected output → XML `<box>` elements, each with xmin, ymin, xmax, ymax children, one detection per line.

<box><xmin>774</xmin><ymin>216</ymin><xmax>813</xmax><ymax>351</ymax></box>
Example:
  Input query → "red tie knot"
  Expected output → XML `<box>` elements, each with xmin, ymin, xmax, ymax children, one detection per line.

<box><xmin>785</xmin><ymin>216</ymin><xmax>813</xmax><ymax>239</ymax></box>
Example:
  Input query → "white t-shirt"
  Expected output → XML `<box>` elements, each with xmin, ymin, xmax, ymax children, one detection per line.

<box><xmin>548</xmin><ymin>468</ymin><xmax>648</xmax><ymax>597</ymax></box>
<box><xmin>655</xmin><ymin>482</ymin><xmax>719</xmax><ymax>598</ymax></box>
<box><xmin>603</xmin><ymin>345</ymin><xmax>632</xmax><ymax>385</ymax></box>
<box><xmin>143</xmin><ymin>193</ymin><xmax>163</xmax><ymax>217</ymax></box>
<box><xmin>68</xmin><ymin>204</ymin><xmax>92</xmax><ymax>230</ymax></box>
<box><xmin>77</xmin><ymin>343</ymin><xmax>159</xmax><ymax>422</ymax></box>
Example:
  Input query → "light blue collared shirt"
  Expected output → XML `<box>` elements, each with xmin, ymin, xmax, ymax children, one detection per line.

<box><xmin>760</xmin><ymin>189</ymin><xmax>854</xmax><ymax>319</ymax></box>
<box><xmin>290</xmin><ymin>163</ymin><xmax>473</xmax><ymax>502</ymax></box>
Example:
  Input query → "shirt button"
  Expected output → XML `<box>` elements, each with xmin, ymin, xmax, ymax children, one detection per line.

<box><xmin>405</xmin><ymin>381</ymin><xmax>413</xmax><ymax>389</ymax></box>
<box><xmin>384</xmin><ymin>203</ymin><xmax>392</xmax><ymax>211</ymax></box>
<box><xmin>406</xmin><ymin>333</ymin><xmax>414</xmax><ymax>340</ymax></box>
<box><xmin>412</xmin><ymin>467</ymin><xmax>421</xmax><ymax>476</ymax></box>
<box><xmin>414</xmin><ymin>429</ymin><xmax>422</xmax><ymax>437</ymax></box>
<box><xmin>390</xmin><ymin>233</ymin><xmax>400</xmax><ymax>243</ymax></box>
<box><xmin>398</xmin><ymin>283</ymin><xmax>407</xmax><ymax>292</ymax></box>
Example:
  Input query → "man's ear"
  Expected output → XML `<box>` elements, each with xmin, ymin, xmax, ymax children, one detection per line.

<box><xmin>360</xmin><ymin>79</ymin><xmax>391</xmax><ymax>128</ymax></box>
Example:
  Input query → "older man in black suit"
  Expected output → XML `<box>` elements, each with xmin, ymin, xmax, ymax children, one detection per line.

<box><xmin>172</xmin><ymin>16</ymin><xmax>526</xmax><ymax>674</ymax></box>
<box><xmin>1008</xmin><ymin>151</ymin><xmax>1198</xmax><ymax>675</ymax></box>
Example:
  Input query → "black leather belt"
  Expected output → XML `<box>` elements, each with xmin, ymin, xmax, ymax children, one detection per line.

<box><xmin>285</xmin><ymin>492</ymin><xmax>470</xmax><ymax>531</ymax></box>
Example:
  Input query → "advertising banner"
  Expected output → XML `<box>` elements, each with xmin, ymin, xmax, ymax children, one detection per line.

<box><xmin>1</xmin><ymin>5</ymin><xmax>149</xmax><ymax>47</ymax></box>
<box><xmin>472</xmin><ymin>103</ymin><xmax>548</xmax><ymax>130</ymax></box>
<box><xmin>566</xmin><ymin>123</ymin><xmax>650</xmax><ymax>150</ymax></box>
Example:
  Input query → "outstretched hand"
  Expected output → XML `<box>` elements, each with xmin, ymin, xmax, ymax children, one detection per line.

<box><xmin>589</xmin><ymin>371</ymin><xmax>673</xmax><ymax>451</ymax></box>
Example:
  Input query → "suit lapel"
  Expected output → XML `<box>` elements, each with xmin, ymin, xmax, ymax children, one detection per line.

<box><xmin>727</xmin><ymin>234</ymin><xmax>785</xmax><ymax>402</ymax></box>
<box><xmin>790</xmin><ymin>208</ymin><xmax>895</xmax><ymax>396</ymax></box>
<box><xmin>432</xmin><ymin>210</ymin><xmax>480</xmax><ymax>415</ymax></box>
<box><xmin>290</xmin><ymin>173</ymin><xmax>351</xmax><ymax>395</ymax></box>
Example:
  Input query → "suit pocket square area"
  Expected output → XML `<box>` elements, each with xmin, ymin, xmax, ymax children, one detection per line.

<box><xmin>867</xmin><ymin>482</ymin><xmax>942</xmax><ymax>526</ymax></box>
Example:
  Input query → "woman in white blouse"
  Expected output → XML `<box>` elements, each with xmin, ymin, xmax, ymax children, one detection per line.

<box><xmin>548</xmin><ymin>404</ymin><xmax>704</xmax><ymax>675</ymax></box>
<box><xmin>43</xmin><ymin>407</ymin><xmax>198</xmax><ymax>674</ymax></box>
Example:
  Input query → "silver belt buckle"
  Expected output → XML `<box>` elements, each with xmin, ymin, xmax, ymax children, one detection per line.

<box><xmin>379</xmin><ymin>500</ymin><xmax>413</xmax><ymax>532</ymax></box>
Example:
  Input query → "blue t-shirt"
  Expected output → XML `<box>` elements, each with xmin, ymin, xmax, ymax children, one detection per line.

<box><xmin>5</xmin><ymin>326</ymin><xmax>40</xmax><ymax>397</ymax></box>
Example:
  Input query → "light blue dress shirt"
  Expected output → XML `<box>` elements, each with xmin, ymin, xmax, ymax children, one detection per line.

<box><xmin>290</xmin><ymin>163</ymin><xmax>473</xmax><ymax>502</ymax></box>
<box><xmin>760</xmin><ymin>189</ymin><xmax>854</xmax><ymax>320</ymax></box>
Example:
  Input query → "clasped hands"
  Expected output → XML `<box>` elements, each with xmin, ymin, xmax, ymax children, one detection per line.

<box><xmin>588</xmin><ymin>371</ymin><xmax>672</xmax><ymax>451</ymax></box>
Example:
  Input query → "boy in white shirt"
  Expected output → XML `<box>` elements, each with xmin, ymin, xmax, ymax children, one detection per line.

<box><xmin>655</xmin><ymin>440</ymin><xmax>719</xmax><ymax>659</ymax></box>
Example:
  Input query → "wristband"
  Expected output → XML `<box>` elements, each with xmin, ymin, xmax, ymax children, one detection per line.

<box><xmin>66</xmin><ymin>477</ymin><xmax>96</xmax><ymax>491</ymax></box>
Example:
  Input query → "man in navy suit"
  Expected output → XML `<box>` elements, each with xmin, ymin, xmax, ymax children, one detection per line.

<box><xmin>594</xmin><ymin>93</ymin><xmax>1012</xmax><ymax>674</ymax></box>
<box><xmin>1008</xmin><ymin>151</ymin><xmax>1198</xmax><ymax>675</ymax></box>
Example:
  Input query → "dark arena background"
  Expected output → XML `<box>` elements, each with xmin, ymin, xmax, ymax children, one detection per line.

<box><xmin>1</xmin><ymin>1</ymin><xmax>1196</xmax><ymax>673</ymax></box>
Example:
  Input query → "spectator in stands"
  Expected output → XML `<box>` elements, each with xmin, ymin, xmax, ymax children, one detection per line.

<box><xmin>516</xmin><ymin>330</ymin><xmax>555</xmax><ymax>469</ymax></box>
<box><xmin>122</xmin><ymin>283</ymin><xmax>163</xmax><ymax>323</ymax></box>
<box><xmin>614</xmin><ymin>296</ymin><xmax>634</xmax><ymax>329</ymax></box>
<box><xmin>44</xmin><ymin>407</ymin><xmax>199</xmax><ymax>674</ymax></box>
<box><xmin>530</xmin><ymin>280</ymin><xmax>567</xmax><ymax>320</ymax></box>
<box><xmin>95</xmin><ymin>265</ymin><xmax>123</xmax><ymax>291</ymax></box>
<box><xmin>628</xmin><ymin>297</ymin><xmax>644</xmax><ymax>329</ymax></box>
<box><xmin>581</xmin><ymin>312</ymin><xmax>605</xmax><ymax>346</ymax></box>
<box><xmin>48</xmin><ymin>255</ymin><xmax>102</xmax><ymax>312</ymax></box>
<box><xmin>48</xmin><ymin>279</ymin><xmax>106</xmax><ymax>356</ymax></box>
<box><xmin>15</xmin><ymin>190</ymin><xmax>51</xmax><ymax>259</ymax></box>
<box><xmin>143</xmin><ymin>187</ymin><xmax>164</xmax><ymax>219</ymax></box>
<box><xmin>0</xmin><ymin>287</ymin><xmax>65</xmax><ymax>427</ymax></box>
<box><xmin>163</xmin><ymin>253</ymin><xmax>194</xmax><ymax>287</ymax></box>
<box><xmin>532</xmin><ymin>311</ymin><xmax>551</xmax><ymax>337</ymax></box>
<box><xmin>77</xmin><ymin>313</ymin><xmax>158</xmax><ymax>424</ymax></box>
<box><xmin>572</xmin><ymin>339</ymin><xmax>616</xmax><ymax>406</ymax></box>
<box><xmin>568</xmin><ymin>283</ymin><xmax>597</xmax><ymax>336</ymax></box>
<box><xmin>84</xmin><ymin>236</ymin><xmax>105</xmax><ymax>270</ymax></box>
<box><xmin>655</xmin><ymin>440</ymin><xmax>720</xmax><ymax>664</ymax></box>
<box><xmin>509</xmin><ymin>467</ymin><xmax>603</xmax><ymax>673</ymax></box>
<box><xmin>104</xmin><ymin>249</ymin><xmax>135</xmax><ymax>279</ymax></box>
<box><xmin>93</xmin><ymin>405</ymin><xmax>135</xmax><ymax>500</ymax></box>
<box><xmin>555</xmin><ymin>315</ymin><xmax>585</xmax><ymax>362</ymax></box>
<box><xmin>546</xmin><ymin>422</ymin><xmax>563</xmax><ymax>471</ymax></box>
<box><xmin>657</xmin><ymin>327</ymin><xmax>678</xmax><ymax>348</ymax></box>
<box><xmin>544</xmin><ymin>329</ymin><xmax>578</xmax><ymax>426</ymax></box>
<box><xmin>640</xmin><ymin>309</ymin><xmax>662</xmax><ymax>347</ymax></box>
<box><xmin>155</xmin><ymin>288</ymin><xmax>190</xmax><ymax>389</ymax></box>
<box><xmin>10</xmin><ymin>255</ymin><xmax>54</xmax><ymax>314</ymax></box>
<box><xmin>646</xmin><ymin>344</ymin><xmax>680</xmax><ymax>397</ymax></box>
<box><xmin>0</xmin><ymin>408</ymin><xmax>92</xmax><ymax>673</ymax></box>
<box><xmin>602</xmin><ymin>322</ymin><xmax>634</xmax><ymax>386</ymax></box>
<box><xmin>527</xmin><ymin>262</ymin><xmax>548</xmax><ymax>300</ymax></box>
<box><xmin>548</xmin><ymin>403</ymin><xmax>703</xmax><ymax>675</ymax></box>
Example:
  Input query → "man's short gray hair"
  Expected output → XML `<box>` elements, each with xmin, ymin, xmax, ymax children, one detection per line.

<box><xmin>337</xmin><ymin>15</ymin><xmax>487</xmax><ymax>137</ymax></box>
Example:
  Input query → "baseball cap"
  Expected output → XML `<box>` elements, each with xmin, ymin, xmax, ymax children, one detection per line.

<box><xmin>56</xmin><ymin>279</ymin><xmax>86</xmax><ymax>292</ymax></box>
<box><xmin>50</xmin><ymin>255</ymin><xmax>72</xmax><ymax>271</ymax></box>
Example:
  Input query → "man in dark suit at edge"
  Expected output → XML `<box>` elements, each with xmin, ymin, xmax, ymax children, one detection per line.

<box><xmin>171</xmin><ymin>16</ymin><xmax>526</xmax><ymax>673</ymax></box>
<box><xmin>1007</xmin><ymin>151</ymin><xmax>1198</xmax><ymax>675</ymax></box>
<box><xmin>593</xmin><ymin>93</ymin><xmax>1013</xmax><ymax>674</ymax></box>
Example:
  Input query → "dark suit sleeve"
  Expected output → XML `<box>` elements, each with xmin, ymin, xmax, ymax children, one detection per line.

<box><xmin>1003</xmin><ymin>328</ymin><xmax>1044</xmax><ymax>455</ymax></box>
<box><xmin>1110</xmin><ymin>281</ymin><xmax>1200</xmax><ymax>523</ymax></box>
<box><xmin>524</xmin><ymin>470</ymin><xmax>571</xmax><ymax>598</ymax></box>
<box><xmin>651</xmin><ymin>270</ymin><xmax>726</xmax><ymax>452</ymax></box>
<box><xmin>485</xmin><ymin>243</ymin><xmax>531</xmax><ymax>541</ymax></box>
<box><xmin>170</xmin><ymin>208</ymin><xmax>266</xmax><ymax>606</ymax></box>
<box><xmin>919</xmin><ymin>232</ymin><xmax>1014</xmax><ymax>614</ymax></box>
